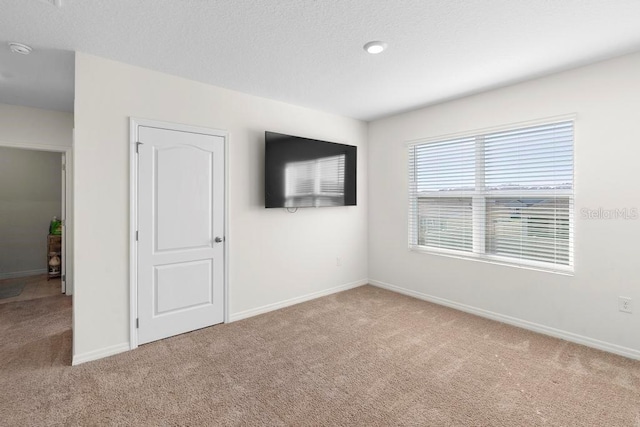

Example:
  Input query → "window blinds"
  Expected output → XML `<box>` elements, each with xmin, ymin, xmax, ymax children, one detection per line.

<box><xmin>483</xmin><ymin>122</ymin><xmax>573</xmax><ymax>267</ymax></box>
<box><xmin>416</xmin><ymin>197</ymin><xmax>473</xmax><ymax>251</ymax></box>
<box><xmin>408</xmin><ymin>120</ymin><xmax>574</xmax><ymax>271</ymax></box>
<box><xmin>408</xmin><ymin>136</ymin><xmax>476</xmax><ymax>252</ymax></box>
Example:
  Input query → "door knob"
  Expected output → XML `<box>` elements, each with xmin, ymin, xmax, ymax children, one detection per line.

<box><xmin>214</xmin><ymin>237</ymin><xmax>224</xmax><ymax>243</ymax></box>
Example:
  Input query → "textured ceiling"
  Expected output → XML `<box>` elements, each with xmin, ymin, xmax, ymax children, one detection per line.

<box><xmin>1</xmin><ymin>0</ymin><xmax>640</xmax><ymax>119</ymax></box>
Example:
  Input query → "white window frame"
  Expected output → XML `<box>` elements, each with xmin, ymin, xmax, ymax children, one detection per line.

<box><xmin>407</xmin><ymin>115</ymin><xmax>576</xmax><ymax>275</ymax></box>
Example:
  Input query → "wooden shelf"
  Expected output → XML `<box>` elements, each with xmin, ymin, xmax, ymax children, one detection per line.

<box><xmin>47</xmin><ymin>234</ymin><xmax>62</xmax><ymax>280</ymax></box>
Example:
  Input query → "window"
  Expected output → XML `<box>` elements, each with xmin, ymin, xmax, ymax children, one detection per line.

<box><xmin>408</xmin><ymin>120</ymin><xmax>574</xmax><ymax>272</ymax></box>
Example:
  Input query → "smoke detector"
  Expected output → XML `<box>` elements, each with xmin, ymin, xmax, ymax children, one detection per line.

<box><xmin>39</xmin><ymin>0</ymin><xmax>62</xmax><ymax>6</ymax></box>
<box><xmin>8</xmin><ymin>43</ymin><xmax>32</xmax><ymax>55</ymax></box>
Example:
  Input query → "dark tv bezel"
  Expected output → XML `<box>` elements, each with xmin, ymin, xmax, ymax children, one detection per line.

<box><xmin>264</xmin><ymin>131</ymin><xmax>357</xmax><ymax>208</ymax></box>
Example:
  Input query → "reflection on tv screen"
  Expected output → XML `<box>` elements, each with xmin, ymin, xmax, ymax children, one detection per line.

<box><xmin>284</xmin><ymin>154</ymin><xmax>346</xmax><ymax>207</ymax></box>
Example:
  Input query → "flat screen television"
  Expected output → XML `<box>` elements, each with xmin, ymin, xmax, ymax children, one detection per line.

<box><xmin>265</xmin><ymin>131</ymin><xmax>357</xmax><ymax>208</ymax></box>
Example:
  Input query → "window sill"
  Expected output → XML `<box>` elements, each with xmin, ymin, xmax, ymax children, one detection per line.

<box><xmin>408</xmin><ymin>245</ymin><xmax>574</xmax><ymax>277</ymax></box>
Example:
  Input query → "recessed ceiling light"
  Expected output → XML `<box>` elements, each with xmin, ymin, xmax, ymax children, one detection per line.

<box><xmin>364</xmin><ymin>41</ymin><xmax>387</xmax><ymax>55</ymax></box>
<box><xmin>8</xmin><ymin>42</ymin><xmax>33</xmax><ymax>55</ymax></box>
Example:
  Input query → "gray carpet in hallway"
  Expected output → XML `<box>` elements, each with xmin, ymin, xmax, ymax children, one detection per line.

<box><xmin>0</xmin><ymin>280</ymin><xmax>25</xmax><ymax>299</ymax></box>
<box><xmin>1</xmin><ymin>286</ymin><xmax>639</xmax><ymax>426</ymax></box>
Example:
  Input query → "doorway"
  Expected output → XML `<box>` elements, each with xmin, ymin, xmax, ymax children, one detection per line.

<box><xmin>0</xmin><ymin>144</ymin><xmax>72</xmax><ymax>303</ymax></box>
<box><xmin>130</xmin><ymin>119</ymin><xmax>228</xmax><ymax>348</ymax></box>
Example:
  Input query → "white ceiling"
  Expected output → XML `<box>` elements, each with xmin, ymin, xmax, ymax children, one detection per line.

<box><xmin>1</xmin><ymin>0</ymin><xmax>640</xmax><ymax>120</ymax></box>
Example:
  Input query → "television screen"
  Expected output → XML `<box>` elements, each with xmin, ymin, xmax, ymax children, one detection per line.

<box><xmin>265</xmin><ymin>132</ymin><xmax>357</xmax><ymax>208</ymax></box>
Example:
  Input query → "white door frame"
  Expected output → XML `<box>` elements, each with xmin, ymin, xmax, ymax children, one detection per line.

<box><xmin>0</xmin><ymin>140</ymin><xmax>73</xmax><ymax>295</ymax></box>
<box><xmin>129</xmin><ymin>118</ymin><xmax>230</xmax><ymax>350</ymax></box>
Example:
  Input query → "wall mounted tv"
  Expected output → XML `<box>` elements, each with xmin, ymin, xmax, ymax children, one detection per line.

<box><xmin>265</xmin><ymin>131</ymin><xmax>357</xmax><ymax>208</ymax></box>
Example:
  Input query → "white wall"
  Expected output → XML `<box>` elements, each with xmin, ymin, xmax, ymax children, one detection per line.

<box><xmin>0</xmin><ymin>103</ymin><xmax>73</xmax><ymax>149</ymax></box>
<box><xmin>368</xmin><ymin>52</ymin><xmax>640</xmax><ymax>357</ymax></box>
<box><xmin>73</xmin><ymin>53</ymin><xmax>368</xmax><ymax>359</ymax></box>
<box><xmin>0</xmin><ymin>147</ymin><xmax>62</xmax><ymax>278</ymax></box>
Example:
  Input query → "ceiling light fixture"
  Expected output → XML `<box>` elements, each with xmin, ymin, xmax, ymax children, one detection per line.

<box><xmin>363</xmin><ymin>41</ymin><xmax>387</xmax><ymax>55</ymax></box>
<box><xmin>8</xmin><ymin>42</ymin><xmax>33</xmax><ymax>55</ymax></box>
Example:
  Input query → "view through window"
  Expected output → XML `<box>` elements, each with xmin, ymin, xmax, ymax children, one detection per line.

<box><xmin>408</xmin><ymin>120</ymin><xmax>574</xmax><ymax>271</ymax></box>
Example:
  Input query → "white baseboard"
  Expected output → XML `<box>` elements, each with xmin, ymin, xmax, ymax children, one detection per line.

<box><xmin>72</xmin><ymin>342</ymin><xmax>130</xmax><ymax>366</ymax></box>
<box><xmin>0</xmin><ymin>269</ymin><xmax>48</xmax><ymax>280</ymax></box>
<box><xmin>369</xmin><ymin>279</ymin><xmax>640</xmax><ymax>361</ymax></box>
<box><xmin>229</xmin><ymin>279</ymin><xmax>368</xmax><ymax>322</ymax></box>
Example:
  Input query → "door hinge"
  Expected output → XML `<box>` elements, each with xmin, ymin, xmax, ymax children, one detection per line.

<box><xmin>62</xmin><ymin>163</ymin><xmax>66</xmax><ymax>171</ymax></box>
<box><xmin>136</xmin><ymin>141</ymin><xmax>143</xmax><ymax>153</ymax></box>
<box><xmin>136</xmin><ymin>231</ymin><xmax>139</xmax><ymax>241</ymax></box>
<box><xmin>136</xmin><ymin>318</ymin><xmax>139</xmax><ymax>328</ymax></box>
<box><xmin>62</xmin><ymin>274</ymin><xmax>66</xmax><ymax>282</ymax></box>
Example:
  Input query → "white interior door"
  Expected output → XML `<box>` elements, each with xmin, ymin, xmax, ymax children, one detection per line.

<box><xmin>137</xmin><ymin>125</ymin><xmax>225</xmax><ymax>345</ymax></box>
<box><xmin>60</xmin><ymin>153</ymin><xmax>66</xmax><ymax>294</ymax></box>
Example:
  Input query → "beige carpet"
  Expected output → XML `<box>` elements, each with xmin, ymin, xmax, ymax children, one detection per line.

<box><xmin>0</xmin><ymin>274</ymin><xmax>61</xmax><ymax>305</ymax></box>
<box><xmin>1</xmin><ymin>286</ymin><xmax>640</xmax><ymax>426</ymax></box>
